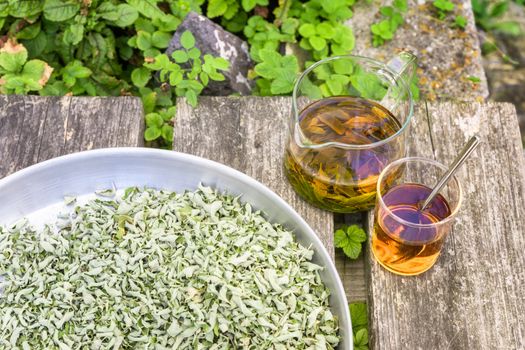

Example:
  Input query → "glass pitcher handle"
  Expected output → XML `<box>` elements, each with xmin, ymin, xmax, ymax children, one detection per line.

<box><xmin>386</xmin><ymin>51</ymin><xmax>417</xmax><ymax>86</ymax></box>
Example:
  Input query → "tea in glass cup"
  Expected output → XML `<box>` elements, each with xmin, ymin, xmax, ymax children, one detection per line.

<box><xmin>371</xmin><ymin>157</ymin><xmax>463</xmax><ymax>275</ymax></box>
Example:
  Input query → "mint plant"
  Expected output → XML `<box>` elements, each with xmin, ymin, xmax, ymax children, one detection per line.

<box><xmin>371</xmin><ymin>0</ymin><xmax>407</xmax><ymax>47</ymax></box>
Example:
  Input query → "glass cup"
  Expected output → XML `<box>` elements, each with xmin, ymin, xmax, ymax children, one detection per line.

<box><xmin>371</xmin><ymin>157</ymin><xmax>463</xmax><ymax>276</ymax></box>
<box><xmin>283</xmin><ymin>53</ymin><xmax>417</xmax><ymax>213</ymax></box>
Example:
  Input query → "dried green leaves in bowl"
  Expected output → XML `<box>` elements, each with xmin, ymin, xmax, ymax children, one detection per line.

<box><xmin>0</xmin><ymin>186</ymin><xmax>339</xmax><ymax>349</ymax></box>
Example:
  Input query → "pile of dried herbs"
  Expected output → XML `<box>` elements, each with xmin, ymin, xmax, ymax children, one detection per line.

<box><xmin>0</xmin><ymin>186</ymin><xmax>339</xmax><ymax>349</ymax></box>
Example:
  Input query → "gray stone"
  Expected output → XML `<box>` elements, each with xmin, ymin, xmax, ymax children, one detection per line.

<box><xmin>166</xmin><ymin>12</ymin><xmax>253</xmax><ymax>96</ymax></box>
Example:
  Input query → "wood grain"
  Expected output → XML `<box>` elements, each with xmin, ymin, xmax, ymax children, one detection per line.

<box><xmin>173</xmin><ymin>96</ymin><xmax>335</xmax><ymax>260</ymax></box>
<box><xmin>366</xmin><ymin>101</ymin><xmax>525</xmax><ymax>349</ymax></box>
<box><xmin>0</xmin><ymin>95</ymin><xmax>144</xmax><ymax>178</ymax></box>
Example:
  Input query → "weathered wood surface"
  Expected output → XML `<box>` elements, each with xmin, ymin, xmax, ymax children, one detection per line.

<box><xmin>0</xmin><ymin>95</ymin><xmax>144</xmax><ymax>178</ymax></box>
<box><xmin>367</xmin><ymin>101</ymin><xmax>525</xmax><ymax>349</ymax></box>
<box><xmin>173</xmin><ymin>96</ymin><xmax>335</xmax><ymax>260</ymax></box>
<box><xmin>347</xmin><ymin>0</ymin><xmax>489</xmax><ymax>101</ymax></box>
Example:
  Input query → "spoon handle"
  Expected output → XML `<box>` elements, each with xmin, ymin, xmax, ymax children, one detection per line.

<box><xmin>420</xmin><ymin>135</ymin><xmax>481</xmax><ymax>211</ymax></box>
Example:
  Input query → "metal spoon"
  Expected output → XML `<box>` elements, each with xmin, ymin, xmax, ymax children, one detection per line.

<box><xmin>419</xmin><ymin>135</ymin><xmax>481</xmax><ymax>211</ymax></box>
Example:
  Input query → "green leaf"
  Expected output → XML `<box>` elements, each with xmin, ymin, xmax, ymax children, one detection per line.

<box><xmin>21</xmin><ymin>59</ymin><xmax>45</xmax><ymax>82</ymax></box>
<box><xmin>298</xmin><ymin>23</ymin><xmax>315</xmax><ymax>38</ymax></box>
<box><xmin>131</xmin><ymin>67</ymin><xmax>151</xmax><ymax>88</ymax></box>
<box><xmin>212</xmin><ymin>57</ymin><xmax>229</xmax><ymax>70</ymax></box>
<box><xmin>199</xmin><ymin>71</ymin><xmax>209</xmax><ymax>86</ymax></box>
<box><xmin>254</xmin><ymin>62</ymin><xmax>277</xmax><ymax>79</ymax></box>
<box><xmin>169</xmin><ymin>71</ymin><xmax>183</xmax><ymax>85</ymax></box>
<box><xmin>334</xmin><ymin>225</ymin><xmax>367</xmax><ymax>259</ymax></box>
<box><xmin>8</xmin><ymin>0</ymin><xmax>43</xmax><ymax>17</ymax></box>
<box><xmin>144</xmin><ymin>126</ymin><xmax>161</xmax><ymax>141</ymax></box>
<box><xmin>207</xmin><ymin>0</ymin><xmax>228</xmax><ymax>18</ymax></box>
<box><xmin>180</xmin><ymin>31</ymin><xmax>195</xmax><ymax>50</ymax></box>
<box><xmin>270</xmin><ymin>79</ymin><xmax>294</xmax><ymax>94</ymax></box>
<box><xmin>281</xmin><ymin>18</ymin><xmax>299</xmax><ymax>35</ymax></box>
<box><xmin>15</xmin><ymin>22</ymin><xmax>41</xmax><ymax>40</ymax></box>
<box><xmin>145</xmin><ymin>112</ymin><xmax>164</xmax><ymax>128</ymax></box>
<box><xmin>393</xmin><ymin>0</ymin><xmax>408</xmax><ymax>12</ymax></box>
<box><xmin>466</xmin><ymin>75</ymin><xmax>481</xmax><ymax>83</ymax></box>
<box><xmin>321</xmin><ymin>0</ymin><xmax>345</xmax><ymax>14</ymax></box>
<box><xmin>63</xmin><ymin>24</ymin><xmax>84</xmax><ymax>45</ymax></box>
<box><xmin>150</xmin><ymin>31</ymin><xmax>171</xmax><ymax>49</ymax></box>
<box><xmin>433</xmin><ymin>0</ymin><xmax>454</xmax><ymax>12</ymax></box>
<box><xmin>141</xmin><ymin>91</ymin><xmax>157</xmax><ymax>113</ymax></box>
<box><xmin>185</xmin><ymin>89</ymin><xmax>198</xmax><ymax>107</ymax></box>
<box><xmin>354</xmin><ymin>328</ymin><xmax>368</xmax><ymax>347</ymax></box>
<box><xmin>0</xmin><ymin>43</ymin><xmax>28</xmax><ymax>72</ymax></box>
<box><xmin>161</xmin><ymin>124</ymin><xmax>173</xmax><ymax>142</ymax></box>
<box><xmin>143</xmin><ymin>48</ymin><xmax>161</xmax><ymax>59</ymax></box>
<box><xmin>242</xmin><ymin>0</ymin><xmax>256</xmax><ymax>11</ymax></box>
<box><xmin>350</xmin><ymin>303</ymin><xmax>368</xmax><ymax>330</ymax></box>
<box><xmin>333</xmin><ymin>60</ymin><xmax>354</xmax><ymax>75</ymax></box>
<box><xmin>309</xmin><ymin>36</ymin><xmax>326</xmax><ymax>51</ymax></box>
<box><xmin>21</xmin><ymin>31</ymin><xmax>48</xmax><ymax>58</ymax></box>
<box><xmin>137</xmin><ymin>31</ymin><xmax>152</xmax><ymax>51</ymax></box>
<box><xmin>98</xmin><ymin>2</ymin><xmax>118</xmax><ymax>21</ymax></box>
<box><xmin>62</xmin><ymin>60</ymin><xmax>92</xmax><ymax>78</ymax></box>
<box><xmin>380</xmin><ymin>6</ymin><xmax>394</xmax><ymax>17</ymax></box>
<box><xmin>316</xmin><ymin>22</ymin><xmax>335</xmax><ymax>39</ymax></box>
<box><xmin>43</xmin><ymin>0</ymin><xmax>80</xmax><ymax>22</ymax></box>
<box><xmin>171</xmin><ymin>50</ymin><xmax>189</xmax><ymax>63</ymax></box>
<box><xmin>188</xmin><ymin>47</ymin><xmax>201</xmax><ymax>59</ymax></box>
<box><xmin>454</xmin><ymin>15</ymin><xmax>467</xmax><ymax>29</ymax></box>
<box><xmin>127</xmin><ymin>0</ymin><xmax>164</xmax><ymax>19</ymax></box>
<box><xmin>114</xmin><ymin>4</ymin><xmax>139</xmax><ymax>27</ymax></box>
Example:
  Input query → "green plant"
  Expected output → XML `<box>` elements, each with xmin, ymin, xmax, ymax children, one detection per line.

<box><xmin>0</xmin><ymin>39</ymin><xmax>53</xmax><ymax>94</ymax></box>
<box><xmin>472</xmin><ymin>0</ymin><xmax>521</xmax><ymax>36</ymax></box>
<box><xmin>454</xmin><ymin>15</ymin><xmax>467</xmax><ymax>29</ymax></box>
<box><xmin>334</xmin><ymin>224</ymin><xmax>367</xmax><ymax>259</ymax></box>
<box><xmin>371</xmin><ymin>0</ymin><xmax>407</xmax><ymax>47</ymax></box>
<box><xmin>0</xmin><ymin>0</ymin><xmax>228</xmax><ymax>148</ymax></box>
<box><xmin>472</xmin><ymin>0</ymin><xmax>522</xmax><ymax>64</ymax></box>
<box><xmin>350</xmin><ymin>302</ymin><xmax>369</xmax><ymax>350</ymax></box>
<box><xmin>433</xmin><ymin>0</ymin><xmax>455</xmax><ymax>20</ymax></box>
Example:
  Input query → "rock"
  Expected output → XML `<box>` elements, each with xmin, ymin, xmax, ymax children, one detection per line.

<box><xmin>166</xmin><ymin>12</ymin><xmax>253</xmax><ymax>96</ymax></box>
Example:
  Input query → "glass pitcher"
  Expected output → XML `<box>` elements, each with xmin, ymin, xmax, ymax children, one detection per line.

<box><xmin>284</xmin><ymin>53</ymin><xmax>417</xmax><ymax>213</ymax></box>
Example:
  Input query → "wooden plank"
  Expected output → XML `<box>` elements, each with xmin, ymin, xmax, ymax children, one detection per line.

<box><xmin>173</xmin><ymin>96</ymin><xmax>335</xmax><ymax>260</ymax></box>
<box><xmin>366</xmin><ymin>101</ymin><xmax>525</xmax><ymax>349</ymax></box>
<box><xmin>0</xmin><ymin>95</ymin><xmax>144</xmax><ymax>178</ymax></box>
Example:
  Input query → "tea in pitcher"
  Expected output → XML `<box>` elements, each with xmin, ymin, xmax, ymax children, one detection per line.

<box><xmin>284</xmin><ymin>96</ymin><xmax>403</xmax><ymax>212</ymax></box>
<box><xmin>371</xmin><ymin>183</ymin><xmax>452</xmax><ymax>275</ymax></box>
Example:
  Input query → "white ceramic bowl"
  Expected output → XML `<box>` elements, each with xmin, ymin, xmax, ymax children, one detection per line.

<box><xmin>0</xmin><ymin>148</ymin><xmax>352</xmax><ymax>349</ymax></box>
